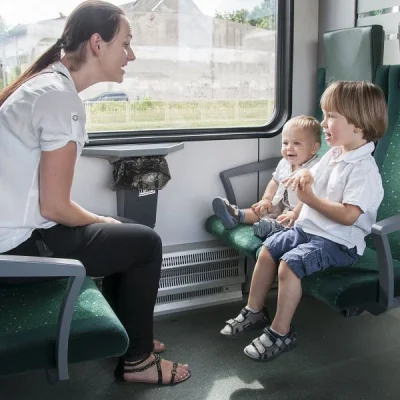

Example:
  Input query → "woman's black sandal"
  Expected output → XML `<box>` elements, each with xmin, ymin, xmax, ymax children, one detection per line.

<box><xmin>114</xmin><ymin>353</ymin><xmax>191</xmax><ymax>385</ymax></box>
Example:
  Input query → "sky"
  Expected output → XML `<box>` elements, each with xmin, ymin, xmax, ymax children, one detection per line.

<box><xmin>0</xmin><ymin>0</ymin><xmax>262</xmax><ymax>27</ymax></box>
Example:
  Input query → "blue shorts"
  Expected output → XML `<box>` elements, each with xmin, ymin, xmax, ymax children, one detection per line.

<box><xmin>264</xmin><ymin>227</ymin><xmax>360</xmax><ymax>279</ymax></box>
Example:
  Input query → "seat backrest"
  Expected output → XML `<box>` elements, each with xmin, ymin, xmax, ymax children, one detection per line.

<box><xmin>368</xmin><ymin>65</ymin><xmax>400</xmax><ymax>257</ymax></box>
<box><xmin>324</xmin><ymin>25</ymin><xmax>384</xmax><ymax>84</ymax></box>
<box><xmin>315</xmin><ymin>25</ymin><xmax>385</xmax><ymax>157</ymax></box>
<box><xmin>374</xmin><ymin>65</ymin><xmax>400</xmax><ymax>170</ymax></box>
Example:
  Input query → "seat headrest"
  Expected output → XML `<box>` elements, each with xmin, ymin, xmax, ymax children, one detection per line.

<box><xmin>324</xmin><ymin>25</ymin><xmax>384</xmax><ymax>84</ymax></box>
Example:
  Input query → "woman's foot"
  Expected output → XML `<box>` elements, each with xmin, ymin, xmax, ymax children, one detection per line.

<box><xmin>153</xmin><ymin>339</ymin><xmax>165</xmax><ymax>353</ymax></box>
<box><xmin>120</xmin><ymin>353</ymin><xmax>191</xmax><ymax>385</ymax></box>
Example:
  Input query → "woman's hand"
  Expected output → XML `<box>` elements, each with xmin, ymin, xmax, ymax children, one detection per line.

<box><xmin>97</xmin><ymin>216</ymin><xmax>122</xmax><ymax>224</ymax></box>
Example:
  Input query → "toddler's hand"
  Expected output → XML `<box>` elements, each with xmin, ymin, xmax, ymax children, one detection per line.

<box><xmin>251</xmin><ymin>199</ymin><xmax>272</xmax><ymax>217</ymax></box>
<box><xmin>283</xmin><ymin>169</ymin><xmax>314</xmax><ymax>191</ymax></box>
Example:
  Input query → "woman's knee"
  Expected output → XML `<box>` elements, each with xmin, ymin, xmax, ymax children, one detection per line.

<box><xmin>137</xmin><ymin>225</ymin><xmax>162</xmax><ymax>262</ymax></box>
<box><xmin>147</xmin><ymin>227</ymin><xmax>162</xmax><ymax>254</ymax></box>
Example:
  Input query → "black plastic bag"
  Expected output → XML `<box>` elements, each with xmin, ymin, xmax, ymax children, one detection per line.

<box><xmin>112</xmin><ymin>156</ymin><xmax>171</xmax><ymax>191</ymax></box>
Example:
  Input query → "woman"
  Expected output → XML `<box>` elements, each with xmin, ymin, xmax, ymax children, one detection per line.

<box><xmin>0</xmin><ymin>0</ymin><xmax>190</xmax><ymax>385</ymax></box>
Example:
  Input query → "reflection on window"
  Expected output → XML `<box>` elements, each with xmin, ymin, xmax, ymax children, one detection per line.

<box><xmin>0</xmin><ymin>0</ymin><xmax>277</xmax><ymax>132</ymax></box>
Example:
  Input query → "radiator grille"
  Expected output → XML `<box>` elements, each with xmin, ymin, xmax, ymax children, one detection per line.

<box><xmin>159</xmin><ymin>260</ymin><xmax>241</xmax><ymax>288</ymax></box>
<box><xmin>154</xmin><ymin>244</ymin><xmax>246</xmax><ymax>313</ymax></box>
<box><xmin>156</xmin><ymin>286</ymin><xmax>224</xmax><ymax>304</ymax></box>
<box><xmin>162</xmin><ymin>248</ymin><xmax>239</xmax><ymax>269</ymax></box>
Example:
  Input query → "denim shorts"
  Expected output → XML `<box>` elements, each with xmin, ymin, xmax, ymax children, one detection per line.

<box><xmin>264</xmin><ymin>227</ymin><xmax>360</xmax><ymax>279</ymax></box>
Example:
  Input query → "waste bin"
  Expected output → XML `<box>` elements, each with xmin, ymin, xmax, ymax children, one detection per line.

<box><xmin>116</xmin><ymin>188</ymin><xmax>159</xmax><ymax>227</ymax></box>
<box><xmin>112</xmin><ymin>156</ymin><xmax>171</xmax><ymax>228</ymax></box>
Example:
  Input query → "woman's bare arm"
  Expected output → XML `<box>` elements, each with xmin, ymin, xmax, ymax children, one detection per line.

<box><xmin>39</xmin><ymin>141</ymin><xmax>114</xmax><ymax>226</ymax></box>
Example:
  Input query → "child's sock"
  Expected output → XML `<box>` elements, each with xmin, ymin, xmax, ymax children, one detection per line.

<box><xmin>270</xmin><ymin>326</ymin><xmax>286</xmax><ymax>337</ymax></box>
<box><xmin>245</xmin><ymin>305</ymin><xmax>261</xmax><ymax>313</ymax></box>
<box><xmin>238</xmin><ymin>209</ymin><xmax>245</xmax><ymax>223</ymax></box>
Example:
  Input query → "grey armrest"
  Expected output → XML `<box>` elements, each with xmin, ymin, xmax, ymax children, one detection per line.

<box><xmin>0</xmin><ymin>255</ymin><xmax>84</xmax><ymax>277</ymax></box>
<box><xmin>371</xmin><ymin>214</ymin><xmax>400</xmax><ymax>236</ymax></box>
<box><xmin>0</xmin><ymin>255</ymin><xmax>86</xmax><ymax>382</ymax></box>
<box><xmin>371</xmin><ymin>214</ymin><xmax>400</xmax><ymax>310</ymax></box>
<box><xmin>220</xmin><ymin>157</ymin><xmax>281</xmax><ymax>204</ymax></box>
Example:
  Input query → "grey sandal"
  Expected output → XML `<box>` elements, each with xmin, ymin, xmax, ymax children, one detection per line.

<box><xmin>244</xmin><ymin>325</ymin><xmax>297</xmax><ymax>361</ymax></box>
<box><xmin>220</xmin><ymin>307</ymin><xmax>270</xmax><ymax>336</ymax></box>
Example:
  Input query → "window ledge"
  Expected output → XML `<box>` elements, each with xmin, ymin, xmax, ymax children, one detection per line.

<box><xmin>82</xmin><ymin>142</ymin><xmax>184</xmax><ymax>162</ymax></box>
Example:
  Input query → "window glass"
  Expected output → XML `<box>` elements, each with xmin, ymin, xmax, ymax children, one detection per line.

<box><xmin>0</xmin><ymin>0</ymin><xmax>278</xmax><ymax>133</ymax></box>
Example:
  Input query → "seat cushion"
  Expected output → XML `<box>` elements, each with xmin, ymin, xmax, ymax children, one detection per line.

<box><xmin>206</xmin><ymin>215</ymin><xmax>400</xmax><ymax>313</ymax></box>
<box><xmin>0</xmin><ymin>277</ymin><xmax>129</xmax><ymax>376</ymax></box>
<box><xmin>205</xmin><ymin>215</ymin><xmax>262</xmax><ymax>260</ymax></box>
<box><xmin>302</xmin><ymin>247</ymin><xmax>400</xmax><ymax>312</ymax></box>
<box><xmin>258</xmin><ymin>241</ymin><xmax>400</xmax><ymax>313</ymax></box>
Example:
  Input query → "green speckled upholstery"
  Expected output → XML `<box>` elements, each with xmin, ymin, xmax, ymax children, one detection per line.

<box><xmin>205</xmin><ymin>217</ymin><xmax>262</xmax><ymax>260</ymax></box>
<box><xmin>0</xmin><ymin>277</ymin><xmax>128</xmax><ymax>376</ymax></box>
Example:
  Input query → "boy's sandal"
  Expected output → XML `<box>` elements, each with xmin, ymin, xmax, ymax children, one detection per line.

<box><xmin>222</xmin><ymin>307</ymin><xmax>270</xmax><ymax>336</ymax></box>
<box><xmin>114</xmin><ymin>353</ymin><xmax>191</xmax><ymax>385</ymax></box>
<box><xmin>243</xmin><ymin>326</ymin><xmax>297</xmax><ymax>362</ymax></box>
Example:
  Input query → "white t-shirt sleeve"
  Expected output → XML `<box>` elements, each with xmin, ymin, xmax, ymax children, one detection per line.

<box><xmin>310</xmin><ymin>149</ymin><xmax>332</xmax><ymax>179</ymax></box>
<box><xmin>31</xmin><ymin>90</ymin><xmax>86</xmax><ymax>152</ymax></box>
<box><xmin>272</xmin><ymin>159</ymin><xmax>286</xmax><ymax>183</ymax></box>
<box><xmin>342</xmin><ymin>165</ymin><xmax>383</xmax><ymax>213</ymax></box>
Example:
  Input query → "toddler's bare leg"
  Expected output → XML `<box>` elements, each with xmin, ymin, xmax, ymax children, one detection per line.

<box><xmin>242</xmin><ymin>208</ymin><xmax>261</xmax><ymax>224</ymax></box>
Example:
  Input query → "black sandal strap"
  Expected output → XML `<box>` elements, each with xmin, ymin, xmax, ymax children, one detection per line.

<box><xmin>124</xmin><ymin>353</ymin><xmax>151</xmax><ymax>368</ymax></box>
<box><xmin>124</xmin><ymin>353</ymin><xmax>159</xmax><ymax>373</ymax></box>
<box><xmin>239</xmin><ymin>308</ymin><xmax>249</xmax><ymax>317</ymax></box>
<box><xmin>170</xmin><ymin>362</ymin><xmax>178</xmax><ymax>384</ymax></box>
<box><xmin>154</xmin><ymin>354</ymin><xmax>163</xmax><ymax>385</ymax></box>
<box><xmin>263</xmin><ymin>327</ymin><xmax>279</xmax><ymax>344</ymax></box>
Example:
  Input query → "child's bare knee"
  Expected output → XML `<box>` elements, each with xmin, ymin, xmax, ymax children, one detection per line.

<box><xmin>258</xmin><ymin>247</ymin><xmax>276</xmax><ymax>265</ymax></box>
<box><xmin>278</xmin><ymin>261</ymin><xmax>298</xmax><ymax>281</ymax></box>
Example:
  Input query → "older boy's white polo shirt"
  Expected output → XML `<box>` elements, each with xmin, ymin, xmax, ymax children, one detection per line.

<box><xmin>295</xmin><ymin>142</ymin><xmax>383</xmax><ymax>255</ymax></box>
<box><xmin>0</xmin><ymin>62</ymin><xmax>88</xmax><ymax>253</ymax></box>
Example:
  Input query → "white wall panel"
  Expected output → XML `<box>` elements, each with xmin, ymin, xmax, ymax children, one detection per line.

<box><xmin>72</xmin><ymin>139</ymin><xmax>259</xmax><ymax>246</ymax></box>
<box><xmin>318</xmin><ymin>0</ymin><xmax>356</xmax><ymax>67</ymax></box>
<box><xmin>260</xmin><ymin>0</ymin><xmax>320</xmax><ymax>199</ymax></box>
<box><xmin>356</xmin><ymin>1</ymin><xmax>400</xmax><ymax>65</ymax></box>
<box><xmin>72</xmin><ymin>0</ymin><xmax>322</xmax><ymax>247</ymax></box>
<box><xmin>358</xmin><ymin>0</ymin><xmax>400</xmax><ymax>13</ymax></box>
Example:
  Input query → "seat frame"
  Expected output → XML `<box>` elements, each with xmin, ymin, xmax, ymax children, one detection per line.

<box><xmin>0</xmin><ymin>255</ymin><xmax>85</xmax><ymax>382</ymax></box>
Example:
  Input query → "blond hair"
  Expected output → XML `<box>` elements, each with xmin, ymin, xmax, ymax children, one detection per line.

<box><xmin>283</xmin><ymin>115</ymin><xmax>321</xmax><ymax>144</ymax></box>
<box><xmin>320</xmin><ymin>81</ymin><xmax>387</xmax><ymax>142</ymax></box>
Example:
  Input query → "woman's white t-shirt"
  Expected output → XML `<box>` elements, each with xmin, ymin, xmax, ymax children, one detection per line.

<box><xmin>0</xmin><ymin>62</ymin><xmax>88</xmax><ymax>253</ymax></box>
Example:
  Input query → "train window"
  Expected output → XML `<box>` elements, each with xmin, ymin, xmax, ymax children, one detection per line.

<box><xmin>0</xmin><ymin>0</ymin><xmax>293</xmax><ymax>142</ymax></box>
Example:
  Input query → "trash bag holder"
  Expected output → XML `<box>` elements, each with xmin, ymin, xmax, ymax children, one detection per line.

<box><xmin>82</xmin><ymin>143</ymin><xmax>184</xmax><ymax>228</ymax></box>
<box><xmin>116</xmin><ymin>187</ymin><xmax>159</xmax><ymax>227</ymax></box>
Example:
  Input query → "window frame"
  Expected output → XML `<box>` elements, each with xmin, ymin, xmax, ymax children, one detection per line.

<box><xmin>87</xmin><ymin>0</ymin><xmax>294</xmax><ymax>146</ymax></box>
